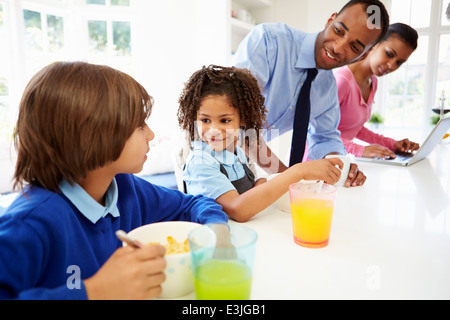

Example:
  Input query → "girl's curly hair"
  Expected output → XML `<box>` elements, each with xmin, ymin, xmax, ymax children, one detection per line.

<box><xmin>177</xmin><ymin>65</ymin><xmax>267</xmax><ymax>145</ymax></box>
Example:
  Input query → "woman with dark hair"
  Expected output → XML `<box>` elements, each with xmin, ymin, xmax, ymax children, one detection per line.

<box><xmin>334</xmin><ymin>23</ymin><xmax>420</xmax><ymax>159</ymax></box>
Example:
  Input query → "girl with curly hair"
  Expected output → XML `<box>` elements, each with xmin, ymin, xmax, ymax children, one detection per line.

<box><xmin>178</xmin><ymin>65</ymin><xmax>343</xmax><ymax>222</ymax></box>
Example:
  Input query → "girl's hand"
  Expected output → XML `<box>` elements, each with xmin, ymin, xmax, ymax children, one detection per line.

<box><xmin>295</xmin><ymin>158</ymin><xmax>343</xmax><ymax>185</ymax></box>
<box><xmin>84</xmin><ymin>244</ymin><xmax>166</xmax><ymax>300</ymax></box>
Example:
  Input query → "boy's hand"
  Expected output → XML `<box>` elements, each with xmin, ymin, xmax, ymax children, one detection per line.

<box><xmin>84</xmin><ymin>244</ymin><xmax>166</xmax><ymax>300</ymax></box>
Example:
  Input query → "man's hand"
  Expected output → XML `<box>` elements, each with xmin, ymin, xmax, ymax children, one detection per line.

<box><xmin>345</xmin><ymin>163</ymin><xmax>366</xmax><ymax>187</ymax></box>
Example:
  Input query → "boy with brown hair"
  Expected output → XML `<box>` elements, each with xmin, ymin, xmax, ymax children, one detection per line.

<box><xmin>0</xmin><ymin>61</ymin><xmax>228</xmax><ymax>299</ymax></box>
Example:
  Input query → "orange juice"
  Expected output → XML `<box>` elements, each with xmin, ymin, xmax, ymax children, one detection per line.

<box><xmin>290</xmin><ymin>198</ymin><xmax>334</xmax><ymax>248</ymax></box>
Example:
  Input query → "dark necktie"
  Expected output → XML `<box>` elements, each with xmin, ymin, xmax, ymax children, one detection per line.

<box><xmin>289</xmin><ymin>68</ymin><xmax>318</xmax><ymax>166</ymax></box>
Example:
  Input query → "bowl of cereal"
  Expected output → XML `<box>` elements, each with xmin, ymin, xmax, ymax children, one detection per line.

<box><xmin>125</xmin><ymin>221</ymin><xmax>201</xmax><ymax>298</ymax></box>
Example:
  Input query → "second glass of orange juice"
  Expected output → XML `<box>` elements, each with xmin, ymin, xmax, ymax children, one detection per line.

<box><xmin>289</xmin><ymin>182</ymin><xmax>337</xmax><ymax>248</ymax></box>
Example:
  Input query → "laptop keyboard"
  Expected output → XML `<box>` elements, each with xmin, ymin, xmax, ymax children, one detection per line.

<box><xmin>375</xmin><ymin>152</ymin><xmax>413</xmax><ymax>162</ymax></box>
<box><xmin>394</xmin><ymin>153</ymin><xmax>413</xmax><ymax>162</ymax></box>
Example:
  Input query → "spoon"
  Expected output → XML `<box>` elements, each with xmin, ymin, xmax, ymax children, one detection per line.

<box><xmin>209</xmin><ymin>224</ymin><xmax>237</xmax><ymax>260</ymax></box>
<box><xmin>115</xmin><ymin>230</ymin><xmax>144</xmax><ymax>248</ymax></box>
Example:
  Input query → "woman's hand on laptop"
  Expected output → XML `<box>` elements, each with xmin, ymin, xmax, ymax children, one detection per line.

<box><xmin>394</xmin><ymin>139</ymin><xmax>420</xmax><ymax>154</ymax></box>
<box><xmin>363</xmin><ymin>144</ymin><xmax>396</xmax><ymax>159</ymax></box>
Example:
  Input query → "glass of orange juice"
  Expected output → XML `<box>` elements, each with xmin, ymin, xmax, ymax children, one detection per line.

<box><xmin>289</xmin><ymin>181</ymin><xmax>337</xmax><ymax>248</ymax></box>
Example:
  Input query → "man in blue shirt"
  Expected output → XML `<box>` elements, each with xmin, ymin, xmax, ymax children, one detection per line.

<box><xmin>232</xmin><ymin>0</ymin><xmax>389</xmax><ymax>187</ymax></box>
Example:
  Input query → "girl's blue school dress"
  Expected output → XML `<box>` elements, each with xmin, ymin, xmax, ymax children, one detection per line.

<box><xmin>0</xmin><ymin>173</ymin><xmax>227</xmax><ymax>299</ymax></box>
<box><xmin>183</xmin><ymin>141</ymin><xmax>256</xmax><ymax>198</ymax></box>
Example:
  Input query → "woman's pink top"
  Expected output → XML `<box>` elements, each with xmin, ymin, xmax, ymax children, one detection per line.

<box><xmin>334</xmin><ymin>66</ymin><xmax>396</xmax><ymax>157</ymax></box>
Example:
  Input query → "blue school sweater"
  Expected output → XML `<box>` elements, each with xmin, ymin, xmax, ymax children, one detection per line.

<box><xmin>0</xmin><ymin>174</ymin><xmax>227</xmax><ymax>299</ymax></box>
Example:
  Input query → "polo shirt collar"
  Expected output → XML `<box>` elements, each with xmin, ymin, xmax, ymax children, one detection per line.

<box><xmin>192</xmin><ymin>140</ymin><xmax>245</xmax><ymax>165</ymax></box>
<box><xmin>295</xmin><ymin>32</ymin><xmax>319</xmax><ymax>70</ymax></box>
<box><xmin>59</xmin><ymin>178</ymin><xmax>120</xmax><ymax>224</ymax></box>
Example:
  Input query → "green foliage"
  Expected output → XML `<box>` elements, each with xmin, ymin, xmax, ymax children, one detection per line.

<box><xmin>368</xmin><ymin>112</ymin><xmax>384</xmax><ymax>124</ymax></box>
<box><xmin>113</xmin><ymin>21</ymin><xmax>131</xmax><ymax>56</ymax></box>
<box><xmin>430</xmin><ymin>114</ymin><xmax>441</xmax><ymax>125</ymax></box>
<box><xmin>0</xmin><ymin>78</ymin><xmax>8</xmax><ymax>96</ymax></box>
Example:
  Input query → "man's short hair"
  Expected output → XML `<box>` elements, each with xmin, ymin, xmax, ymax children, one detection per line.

<box><xmin>338</xmin><ymin>0</ymin><xmax>390</xmax><ymax>47</ymax></box>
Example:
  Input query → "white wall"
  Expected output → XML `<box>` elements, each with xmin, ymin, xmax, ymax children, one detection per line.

<box><xmin>274</xmin><ymin>0</ymin><xmax>346</xmax><ymax>32</ymax></box>
<box><xmin>274</xmin><ymin>0</ymin><xmax>390</xmax><ymax>32</ymax></box>
<box><xmin>132</xmin><ymin>1</ymin><xmax>196</xmax><ymax>139</ymax></box>
<box><xmin>132</xmin><ymin>0</ymin><xmax>230</xmax><ymax>140</ymax></box>
<box><xmin>129</xmin><ymin>0</ymin><xmax>233</xmax><ymax>178</ymax></box>
<box><xmin>303</xmin><ymin>0</ymin><xmax>347</xmax><ymax>31</ymax></box>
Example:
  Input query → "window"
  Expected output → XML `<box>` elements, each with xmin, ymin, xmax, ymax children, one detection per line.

<box><xmin>377</xmin><ymin>0</ymin><xmax>449</xmax><ymax>128</ymax></box>
<box><xmin>84</xmin><ymin>0</ymin><xmax>132</xmax><ymax>68</ymax></box>
<box><xmin>23</xmin><ymin>7</ymin><xmax>67</xmax><ymax>80</ymax></box>
<box><xmin>88</xmin><ymin>20</ymin><xmax>107</xmax><ymax>53</ymax></box>
<box><xmin>87</xmin><ymin>0</ymin><xmax>130</xmax><ymax>6</ymax></box>
<box><xmin>88</xmin><ymin>20</ymin><xmax>131</xmax><ymax>56</ymax></box>
<box><xmin>437</xmin><ymin>0</ymin><xmax>450</xmax><ymax>112</ymax></box>
<box><xmin>0</xmin><ymin>0</ymin><xmax>134</xmax><ymax>163</ymax></box>
<box><xmin>47</xmin><ymin>13</ymin><xmax>64</xmax><ymax>52</ymax></box>
<box><xmin>112</xmin><ymin>21</ymin><xmax>131</xmax><ymax>56</ymax></box>
<box><xmin>0</xmin><ymin>0</ymin><xmax>138</xmax><ymax>192</ymax></box>
<box><xmin>0</xmin><ymin>0</ymin><xmax>13</xmax><ymax>162</ymax></box>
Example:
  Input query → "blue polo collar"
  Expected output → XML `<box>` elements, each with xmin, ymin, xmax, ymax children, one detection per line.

<box><xmin>59</xmin><ymin>178</ymin><xmax>120</xmax><ymax>224</ymax></box>
<box><xmin>192</xmin><ymin>140</ymin><xmax>246</xmax><ymax>165</ymax></box>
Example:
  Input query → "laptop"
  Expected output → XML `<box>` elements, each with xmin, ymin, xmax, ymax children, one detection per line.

<box><xmin>355</xmin><ymin>116</ymin><xmax>450</xmax><ymax>166</ymax></box>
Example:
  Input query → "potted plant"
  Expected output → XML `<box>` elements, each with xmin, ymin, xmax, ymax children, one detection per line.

<box><xmin>368</xmin><ymin>112</ymin><xmax>384</xmax><ymax>129</ymax></box>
